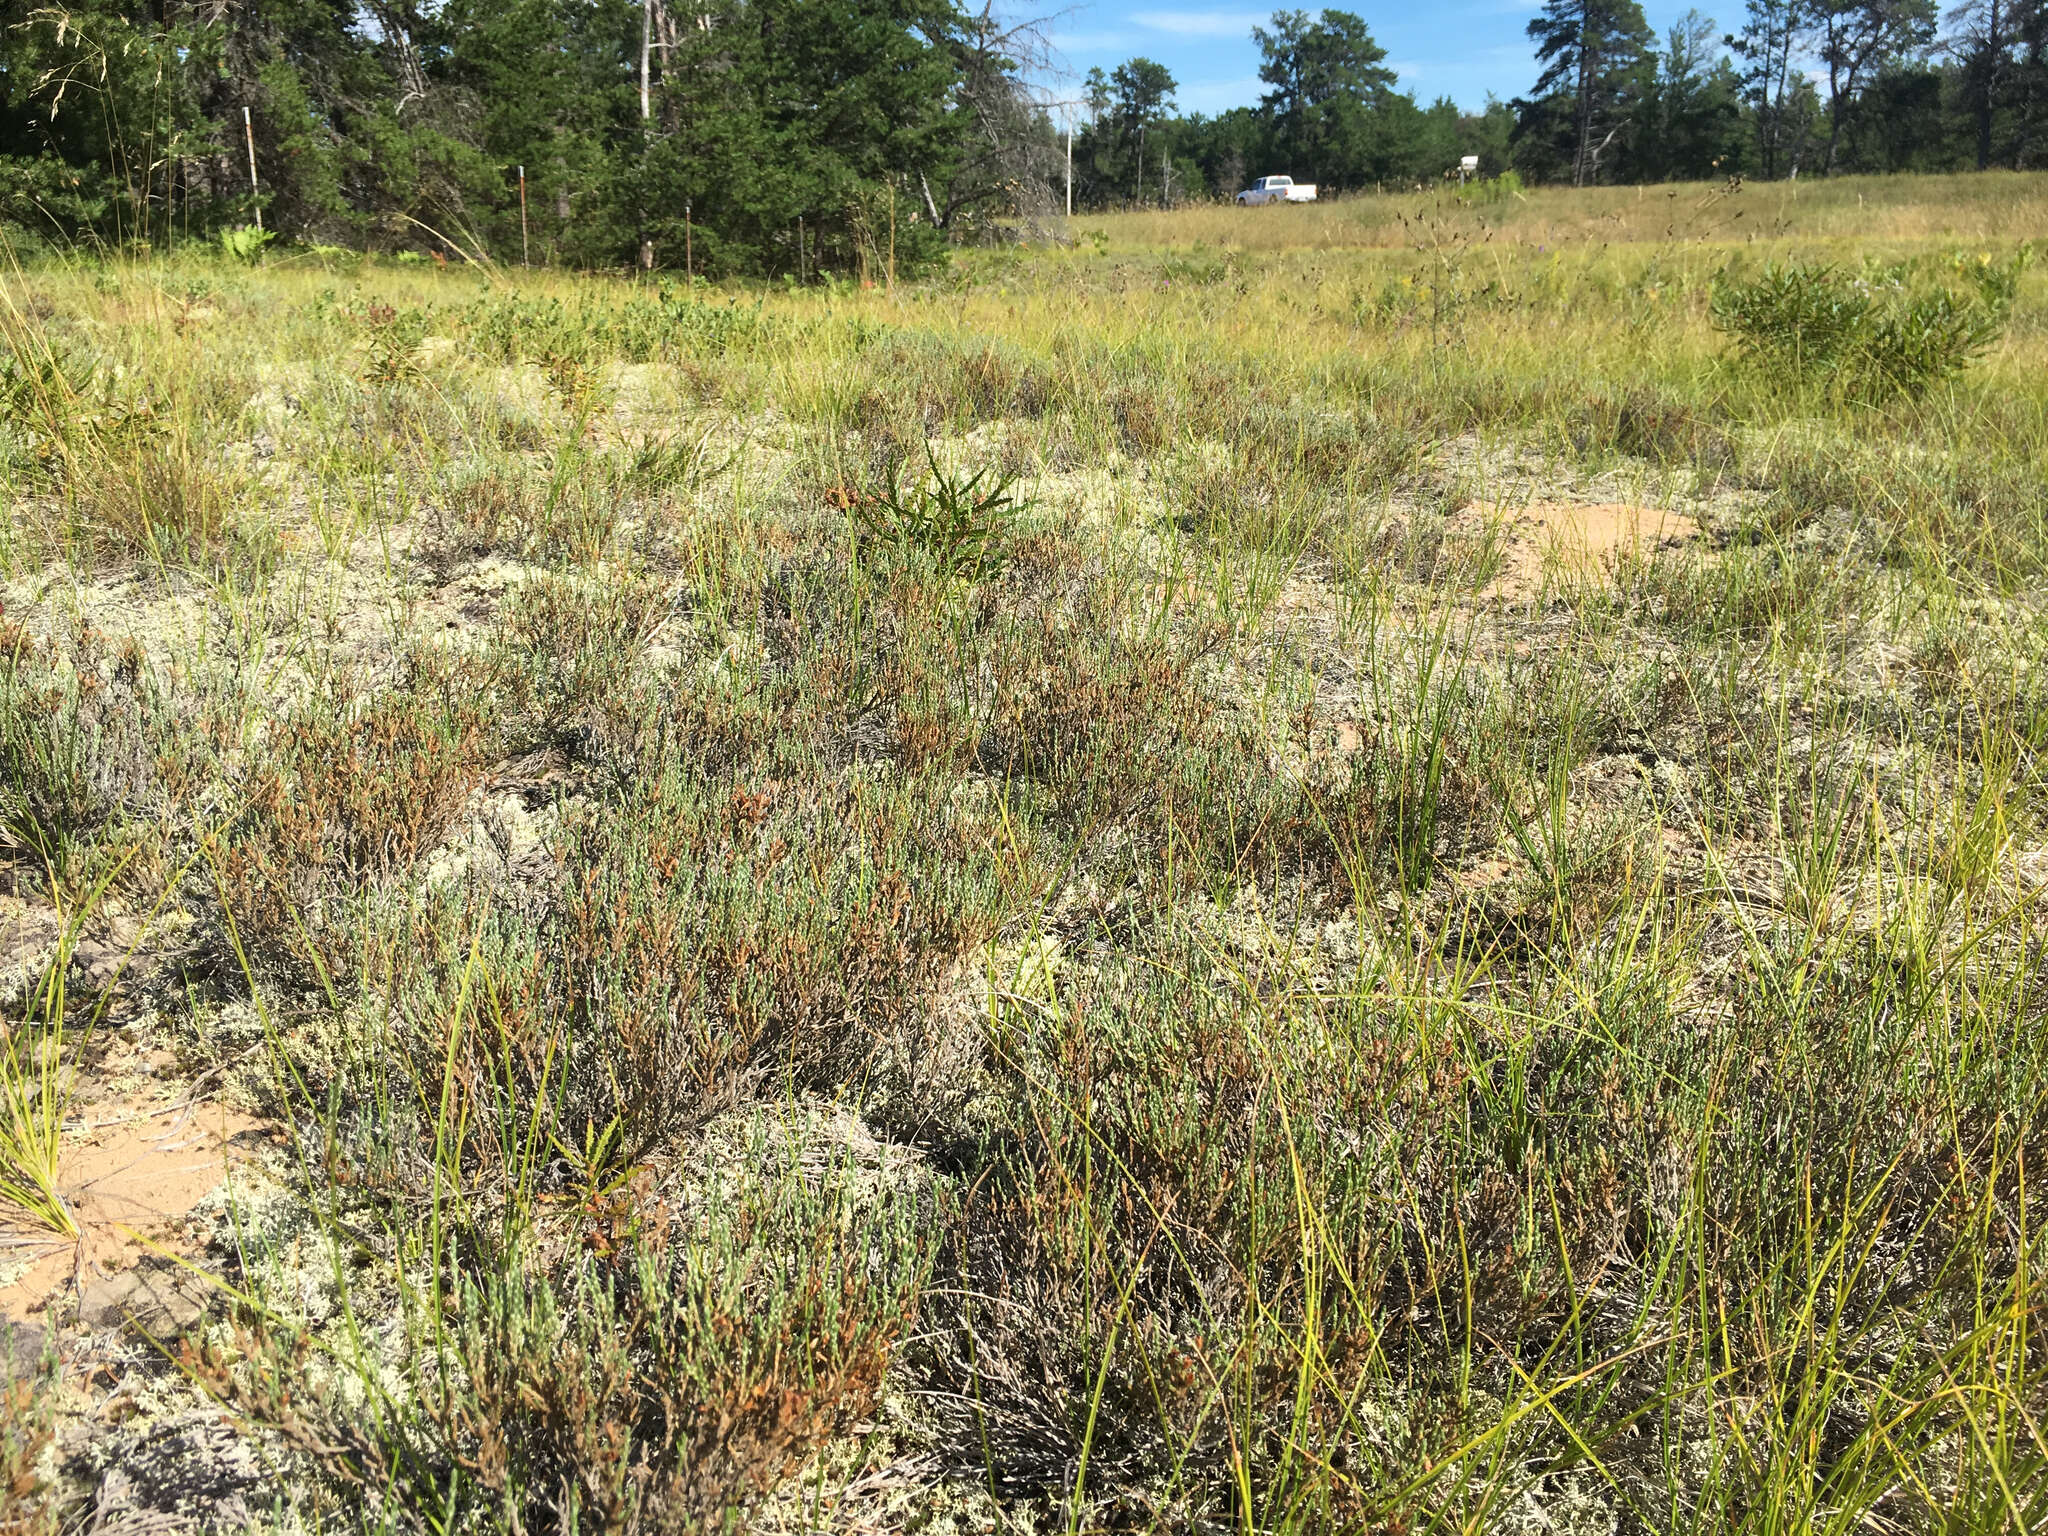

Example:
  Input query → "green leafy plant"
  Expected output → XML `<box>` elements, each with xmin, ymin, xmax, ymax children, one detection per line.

<box><xmin>1950</xmin><ymin>242</ymin><xmax>2035</xmax><ymax>315</ymax></box>
<box><xmin>218</xmin><ymin>225</ymin><xmax>274</xmax><ymax>263</ymax></box>
<box><xmin>845</xmin><ymin>441</ymin><xmax>1027</xmax><ymax>578</ymax></box>
<box><xmin>1454</xmin><ymin>168</ymin><xmax>1524</xmax><ymax>204</ymax></box>
<box><xmin>1711</xmin><ymin>259</ymin><xmax>2012</xmax><ymax>401</ymax></box>
<box><xmin>1857</xmin><ymin>287</ymin><xmax>2005</xmax><ymax>399</ymax></box>
<box><xmin>1711</xmin><ymin>263</ymin><xmax>1876</xmax><ymax>382</ymax></box>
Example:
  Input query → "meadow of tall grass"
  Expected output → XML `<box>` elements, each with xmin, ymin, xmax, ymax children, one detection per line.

<box><xmin>1096</xmin><ymin>169</ymin><xmax>2048</xmax><ymax>251</ymax></box>
<box><xmin>0</xmin><ymin>173</ymin><xmax>2045</xmax><ymax>1533</ymax></box>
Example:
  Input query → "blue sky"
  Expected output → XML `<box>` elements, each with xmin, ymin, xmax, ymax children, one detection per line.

<box><xmin>1041</xmin><ymin>3</ymin><xmax>1709</xmax><ymax>118</ymax></box>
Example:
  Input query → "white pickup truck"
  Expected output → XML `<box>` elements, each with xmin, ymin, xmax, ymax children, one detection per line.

<box><xmin>1236</xmin><ymin>175</ymin><xmax>1317</xmax><ymax>206</ymax></box>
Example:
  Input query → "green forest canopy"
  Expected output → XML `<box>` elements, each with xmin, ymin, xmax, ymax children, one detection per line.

<box><xmin>1</xmin><ymin>1</ymin><xmax>2044</xmax><ymax>274</ymax></box>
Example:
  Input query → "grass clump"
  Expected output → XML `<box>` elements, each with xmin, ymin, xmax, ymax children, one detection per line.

<box><xmin>186</xmin><ymin>1148</ymin><xmax>924</xmax><ymax>1534</ymax></box>
<box><xmin>844</xmin><ymin>442</ymin><xmax>1027</xmax><ymax>579</ymax></box>
<box><xmin>0</xmin><ymin>965</ymin><xmax>79</xmax><ymax>1237</ymax></box>
<box><xmin>0</xmin><ymin>619</ymin><xmax>181</xmax><ymax>898</ymax></box>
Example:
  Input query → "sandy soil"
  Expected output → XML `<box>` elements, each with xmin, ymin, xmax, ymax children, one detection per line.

<box><xmin>1484</xmin><ymin>499</ymin><xmax>1700</xmax><ymax>594</ymax></box>
<box><xmin>0</xmin><ymin>1093</ymin><xmax>261</xmax><ymax>1330</ymax></box>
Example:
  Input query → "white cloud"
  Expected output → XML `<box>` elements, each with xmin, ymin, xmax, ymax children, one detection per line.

<box><xmin>1129</xmin><ymin>9</ymin><xmax>1267</xmax><ymax>39</ymax></box>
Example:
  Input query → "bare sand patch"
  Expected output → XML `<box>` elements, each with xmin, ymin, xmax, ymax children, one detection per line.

<box><xmin>0</xmin><ymin>1097</ymin><xmax>260</xmax><ymax>1328</ymax></box>
<box><xmin>1486</xmin><ymin>500</ymin><xmax>1698</xmax><ymax>595</ymax></box>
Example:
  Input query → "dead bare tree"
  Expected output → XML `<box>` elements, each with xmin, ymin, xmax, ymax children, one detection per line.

<box><xmin>933</xmin><ymin>4</ymin><xmax>1074</xmax><ymax>243</ymax></box>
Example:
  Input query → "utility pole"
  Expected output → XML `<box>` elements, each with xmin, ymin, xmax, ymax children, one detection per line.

<box><xmin>1036</xmin><ymin>94</ymin><xmax>1083</xmax><ymax>219</ymax></box>
<box><xmin>242</xmin><ymin>106</ymin><xmax>262</xmax><ymax>232</ymax></box>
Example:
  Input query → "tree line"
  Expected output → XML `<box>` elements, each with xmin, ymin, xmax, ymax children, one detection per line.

<box><xmin>1077</xmin><ymin>1</ymin><xmax>2047</xmax><ymax>207</ymax></box>
<box><xmin>1</xmin><ymin>1</ymin><xmax>2043</xmax><ymax>273</ymax></box>
<box><xmin>0</xmin><ymin>0</ymin><xmax>1060</xmax><ymax>274</ymax></box>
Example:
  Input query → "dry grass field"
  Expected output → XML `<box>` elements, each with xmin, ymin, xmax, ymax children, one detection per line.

<box><xmin>1098</xmin><ymin>170</ymin><xmax>2048</xmax><ymax>250</ymax></box>
<box><xmin>1</xmin><ymin>172</ymin><xmax>2046</xmax><ymax>1532</ymax></box>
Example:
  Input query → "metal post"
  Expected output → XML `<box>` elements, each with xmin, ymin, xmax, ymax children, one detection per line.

<box><xmin>243</xmin><ymin>106</ymin><xmax>262</xmax><ymax>232</ymax></box>
<box><xmin>1065</xmin><ymin>119</ymin><xmax>1073</xmax><ymax>218</ymax></box>
<box><xmin>519</xmin><ymin>166</ymin><xmax>529</xmax><ymax>266</ymax></box>
<box><xmin>685</xmin><ymin>198</ymin><xmax>693</xmax><ymax>283</ymax></box>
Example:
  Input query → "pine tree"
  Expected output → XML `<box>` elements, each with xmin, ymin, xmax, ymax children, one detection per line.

<box><xmin>1110</xmin><ymin>58</ymin><xmax>1176</xmax><ymax>205</ymax></box>
<box><xmin>0</xmin><ymin>2</ymin><xmax>216</xmax><ymax>245</ymax></box>
<box><xmin>1729</xmin><ymin>0</ymin><xmax>1815</xmax><ymax>178</ymax></box>
<box><xmin>436</xmin><ymin>0</ymin><xmax>638</xmax><ymax>265</ymax></box>
<box><xmin>1946</xmin><ymin>0</ymin><xmax>2048</xmax><ymax>168</ymax></box>
<box><xmin>1811</xmin><ymin>0</ymin><xmax>1936</xmax><ymax>171</ymax></box>
<box><xmin>1631</xmin><ymin>9</ymin><xmax>1748</xmax><ymax>180</ymax></box>
<box><xmin>1252</xmin><ymin>9</ymin><xmax>1397</xmax><ymax>188</ymax></box>
<box><xmin>1524</xmin><ymin>0</ymin><xmax>1655</xmax><ymax>185</ymax></box>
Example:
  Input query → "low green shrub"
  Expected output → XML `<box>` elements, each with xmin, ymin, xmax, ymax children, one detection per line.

<box><xmin>1711</xmin><ymin>255</ymin><xmax>2023</xmax><ymax>401</ymax></box>
<box><xmin>459</xmin><ymin>288</ymin><xmax>767</xmax><ymax>366</ymax></box>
